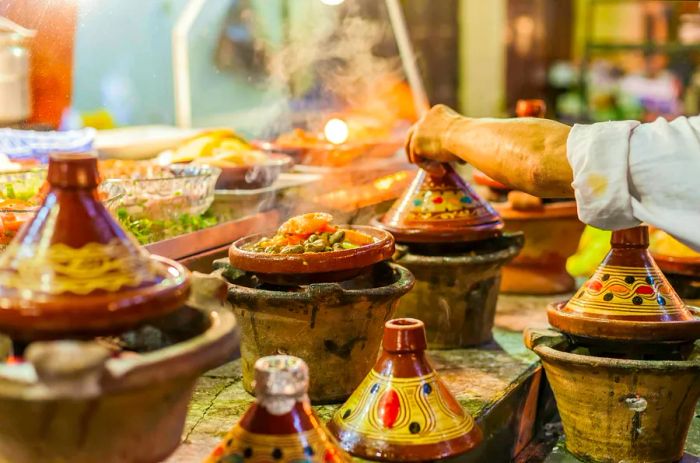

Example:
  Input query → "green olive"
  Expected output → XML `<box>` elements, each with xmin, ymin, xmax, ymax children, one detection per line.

<box><xmin>329</xmin><ymin>230</ymin><xmax>345</xmax><ymax>244</ymax></box>
<box><xmin>305</xmin><ymin>241</ymin><xmax>326</xmax><ymax>252</ymax></box>
<box><xmin>281</xmin><ymin>245</ymin><xmax>304</xmax><ymax>254</ymax></box>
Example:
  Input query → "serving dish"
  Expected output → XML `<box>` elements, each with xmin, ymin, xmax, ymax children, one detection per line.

<box><xmin>229</xmin><ymin>214</ymin><xmax>394</xmax><ymax>285</ymax></box>
<box><xmin>209</xmin><ymin>152</ymin><xmax>293</xmax><ymax>190</ymax></box>
<box><xmin>95</xmin><ymin>125</ymin><xmax>201</xmax><ymax>160</ymax></box>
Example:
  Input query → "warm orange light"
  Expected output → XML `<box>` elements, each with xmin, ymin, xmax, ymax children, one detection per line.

<box><xmin>374</xmin><ymin>171</ymin><xmax>409</xmax><ymax>191</ymax></box>
<box><xmin>323</xmin><ymin>118</ymin><xmax>349</xmax><ymax>145</ymax></box>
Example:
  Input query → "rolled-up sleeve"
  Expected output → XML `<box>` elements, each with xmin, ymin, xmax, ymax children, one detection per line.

<box><xmin>567</xmin><ymin>117</ymin><xmax>700</xmax><ymax>251</ymax></box>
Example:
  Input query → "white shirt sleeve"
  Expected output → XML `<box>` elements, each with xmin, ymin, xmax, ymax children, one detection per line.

<box><xmin>567</xmin><ymin>116</ymin><xmax>700</xmax><ymax>251</ymax></box>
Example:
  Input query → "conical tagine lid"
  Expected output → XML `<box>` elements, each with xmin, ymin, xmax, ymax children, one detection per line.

<box><xmin>205</xmin><ymin>355</ymin><xmax>350</xmax><ymax>463</ymax></box>
<box><xmin>328</xmin><ymin>318</ymin><xmax>482</xmax><ymax>461</ymax></box>
<box><xmin>548</xmin><ymin>226</ymin><xmax>700</xmax><ymax>343</ymax></box>
<box><xmin>0</xmin><ymin>152</ymin><xmax>190</xmax><ymax>339</ymax></box>
<box><xmin>377</xmin><ymin>164</ymin><xmax>502</xmax><ymax>243</ymax></box>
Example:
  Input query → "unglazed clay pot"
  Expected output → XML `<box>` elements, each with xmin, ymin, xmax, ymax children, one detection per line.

<box><xmin>205</xmin><ymin>356</ymin><xmax>349</xmax><ymax>463</ymax></box>
<box><xmin>0</xmin><ymin>152</ymin><xmax>190</xmax><ymax>339</ymax></box>
<box><xmin>221</xmin><ymin>261</ymin><xmax>414</xmax><ymax>403</ymax></box>
<box><xmin>548</xmin><ymin>226</ymin><xmax>700</xmax><ymax>344</ymax></box>
<box><xmin>393</xmin><ymin>234</ymin><xmax>523</xmax><ymax>348</ymax></box>
<box><xmin>0</xmin><ymin>273</ymin><xmax>238</xmax><ymax>463</ymax></box>
<box><xmin>494</xmin><ymin>197</ymin><xmax>584</xmax><ymax>295</ymax></box>
<box><xmin>525</xmin><ymin>328</ymin><xmax>700</xmax><ymax>463</ymax></box>
<box><xmin>328</xmin><ymin>318</ymin><xmax>482</xmax><ymax>461</ymax></box>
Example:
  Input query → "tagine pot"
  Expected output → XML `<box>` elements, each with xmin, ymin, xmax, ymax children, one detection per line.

<box><xmin>548</xmin><ymin>226</ymin><xmax>700</xmax><ymax>345</ymax></box>
<box><xmin>375</xmin><ymin>162</ymin><xmax>522</xmax><ymax>348</ymax></box>
<box><xmin>493</xmin><ymin>193</ymin><xmax>584</xmax><ymax>294</ymax></box>
<box><xmin>0</xmin><ymin>272</ymin><xmax>239</xmax><ymax>463</ymax></box>
<box><xmin>219</xmin><ymin>260</ymin><xmax>414</xmax><ymax>403</ymax></box>
<box><xmin>0</xmin><ymin>152</ymin><xmax>190</xmax><ymax>340</ymax></box>
<box><xmin>525</xmin><ymin>328</ymin><xmax>700</xmax><ymax>463</ymax></box>
<box><xmin>328</xmin><ymin>318</ymin><xmax>482</xmax><ymax>461</ymax></box>
<box><xmin>206</xmin><ymin>355</ymin><xmax>350</xmax><ymax>463</ymax></box>
<box><xmin>393</xmin><ymin>234</ymin><xmax>523</xmax><ymax>348</ymax></box>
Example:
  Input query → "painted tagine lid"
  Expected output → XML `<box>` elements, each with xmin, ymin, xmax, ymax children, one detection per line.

<box><xmin>205</xmin><ymin>355</ymin><xmax>350</xmax><ymax>463</ymax></box>
<box><xmin>328</xmin><ymin>318</ymin><xmax>482</xmax><ymax>461</ymax></box>
<box><xmin>0</xmin><ymin>152</ymin><xmax>190</xmax><ymax>339</ymax></box>
<box><xmin>376</xmin><ymin>163</ymin><xmax>503</xmax><ymax>243</ymax></box>
<box><xmin>548</xmin><ymin>226</ymin><xmax>700</xmax><ymax>343</ymax></box>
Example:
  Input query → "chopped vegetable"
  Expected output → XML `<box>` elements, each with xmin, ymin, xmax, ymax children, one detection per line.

<box><xmin>244</xmin><ymin>213</ymin><xmax>374</xmax><ymax>254</ymax></box>
<box><xmin>117</xmin><ymin>208</ymin><xmax>218</xmax><ymax>245</ymax></box>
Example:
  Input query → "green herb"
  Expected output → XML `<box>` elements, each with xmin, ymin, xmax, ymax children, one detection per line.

<box><xmin>117</xmin><ymin>208</ymin><xmax>218</xmax><ymax>244</ymax></box>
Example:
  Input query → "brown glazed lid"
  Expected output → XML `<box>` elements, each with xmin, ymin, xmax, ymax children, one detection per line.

<box><xmin>548</xmin><ymin>226</ymin><xmax>700</xmax><ymax>343</ymax></box>
<box><xmin>328</xmin><ymin>318</ymin><xmax>482</xmax><ymax>461</ymax></box>
<box><xmin>0</xmin><ymin>152</ymin><xmax>190</xmax><ymax>339</ymax></box>
<box><xmin>205</xmin><ymin>356</ymin><xmax>350</xmax><ymax>463</ymax></box>
<box><xmin>376</xmin><ymin>164</ymin><xmax>503</xmax><ymax>243</ymax></box>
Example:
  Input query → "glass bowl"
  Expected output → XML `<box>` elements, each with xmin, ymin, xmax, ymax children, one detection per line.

<box><xmin>0</xmin><ymin>182</ymin><xmax>125</xmax><ymax>253</ymax></box>
<box><xmin>0</xmin><ymin>168</ymin><xmax>47</xmax><ymax>202</ymax></box>
<box><xmin>106</xmin><ymin>164</ymin><xmax>221</xmax><ymax>221</ymax></box>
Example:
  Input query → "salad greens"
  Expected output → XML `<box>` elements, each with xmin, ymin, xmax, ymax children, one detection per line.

<box><xmin>117</xmin><ymin>208</ymin><xmax>218</xmax><ymax>244</ymax></box>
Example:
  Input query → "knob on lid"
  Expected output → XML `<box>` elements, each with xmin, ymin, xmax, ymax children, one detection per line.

<box><xmin>47</xmin><ymin>152</ymin><xmax>101</xmax><ymax>188</ymax></box>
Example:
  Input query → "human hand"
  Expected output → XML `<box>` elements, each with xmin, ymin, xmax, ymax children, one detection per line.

<box><xmin>405</xmin><ymin>105</ymin><xmax>464</xmax><ymax>171</ymax></box>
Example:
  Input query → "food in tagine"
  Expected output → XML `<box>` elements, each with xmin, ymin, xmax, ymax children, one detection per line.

<box><xmin>244</xmin><ymin>212</ymin><xmax>375</xmax><ymax>254</ymax></box>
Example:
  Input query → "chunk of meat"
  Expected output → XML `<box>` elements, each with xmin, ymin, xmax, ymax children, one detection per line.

<box><xmin>278</xmin><ymin>213</ymin><xmax>337</xmax><ymax>237</ymax></box>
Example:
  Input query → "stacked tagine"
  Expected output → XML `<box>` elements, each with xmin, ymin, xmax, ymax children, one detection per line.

<box><xmin>0</xmin><ymin>152</ymin><xmax>238</xmax><ymax>463</ymax></box>
<box><xmin>526</xmin><ymin>225</ymin><xmax>700</xmax><ymax>463</ymax></box>
<box><xmin>329</xmin><ymin>318</ymin><xmax>482</xmax><ymax>461</ymax></box>
<box><xmin>473</xmin><ymin>99</ymin><xmax>584</xmax><ymax>294</ymax></box>
<box><xmin>374</xmin><ymin>162</ymin><xmax>523</xmax><ymax>348</ymax></box>
<box><xmin>205</xmin><ymin>355</ymin><xmax>350</xmax><ymax>463</ymax></box>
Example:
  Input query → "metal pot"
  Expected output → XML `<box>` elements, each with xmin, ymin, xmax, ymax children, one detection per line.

<box><xmin>0</xmin><ymin>17</ymin><xmax>34</xmax><ymax>125</ymax></box>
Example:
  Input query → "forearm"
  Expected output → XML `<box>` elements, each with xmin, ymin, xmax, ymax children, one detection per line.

<box><xmin>443</xmin><ymin>117</ymin><xmax>574</xmax><ymax>198</ymax></box>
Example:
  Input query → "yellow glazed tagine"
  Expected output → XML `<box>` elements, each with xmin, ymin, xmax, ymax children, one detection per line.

<box><xmin>328</xmin><ymin>318</ymin><xmax>482</xmax><ymax>461</ymax></box>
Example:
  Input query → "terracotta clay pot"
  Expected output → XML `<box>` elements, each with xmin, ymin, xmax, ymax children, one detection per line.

<box><xmin>548</xmin><ymin>226</ymin><xmax>700</xmax><ymax>344</ymax></box>
<box><xmin>205</xmin><ymin>356</ymin><xmax>349</xmax><ymax>463</ymax></box>
<box><xmin>0</xmin><ymin>152</ymin><xmax>190</xmax><ymax>339</ymax></box>
<box><xmin>525</xmin><ymin>328</ymin><xmax>700</xmax><ymax>463</ymax></box>
<box><xmin>393</xmin><ymin>234</ymin><xmax>523</xmax><ymax>348</ymax></box>
<box><xmin>496</xmin><ymin>200</ymin><xmax>584</xmax><ymax>294</ymax></box>
<box><xmin>223</xmin><ymin>261</ymin><xmax>414</xmax><ymax>403</ymax></box>
<box><xmin>328</xmin><ymin>318</ymin><xmax>482</xmax><ymax>461</ymax></box>
<box><xmin>0</xmin><ymin>273</ymin><xmax>238</xmax><ymax>463</ymax></box>
<box><xmin>229</xmin><ymin>225</ymin><xmax>395</xmax><ymax>286</ymax></box>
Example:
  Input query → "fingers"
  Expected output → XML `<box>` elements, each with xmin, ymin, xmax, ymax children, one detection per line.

<box><xmin>404</xmin><ymin>125</ymin><xmax>416</xmax><ymax>164</ymax></box>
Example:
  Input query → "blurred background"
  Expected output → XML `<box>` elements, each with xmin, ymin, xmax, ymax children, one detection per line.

<box><xmin>3</xmin><ymin>0</ymin><xmax>700</xmax><ymax>131</ymax></box>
